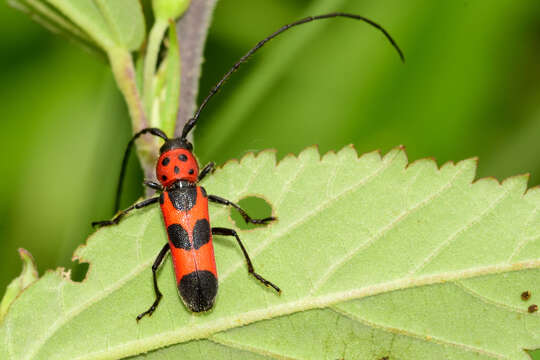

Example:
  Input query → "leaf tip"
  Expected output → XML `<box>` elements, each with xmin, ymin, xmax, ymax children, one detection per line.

<box><xmin>0</xmin><ymin>248</ymin><xmax>39</xmax><ymax>320</ymax></box>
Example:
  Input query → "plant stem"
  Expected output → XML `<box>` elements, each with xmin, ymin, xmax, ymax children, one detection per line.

<box><xmin>143</xmin><ymin>19</ymin><xmax>169</xmax><ymax>123</ymax></box>
<box><xmin>175</xmin><ymin>0</ymin><xmax>217</xmax><ymax>137</ymax></box>
<box><xmin>108</xmin><ymin>47</ymin><xmax>156</xmax><ymax>180</ymax></box>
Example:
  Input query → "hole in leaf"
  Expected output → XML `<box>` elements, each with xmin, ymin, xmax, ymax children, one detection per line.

<box><xmin>70</xmin><ymin>261</ymin><xmax>89</xmax><ymax>282</ymax></box>
<box><xmin>229</xmin><ymin>196</ymin><xmax>274</xmax><ymax>230</ymax></box>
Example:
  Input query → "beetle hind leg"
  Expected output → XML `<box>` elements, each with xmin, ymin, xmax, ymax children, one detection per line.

<box><xmin>136</xmin><ymin>243</ymin><xmax>170</xmax><ymax>322</ymax></box>
<box><xmin>212</xmin><ymin>227</ymin><xmax>281</xmax><ymax>293</ymax></box>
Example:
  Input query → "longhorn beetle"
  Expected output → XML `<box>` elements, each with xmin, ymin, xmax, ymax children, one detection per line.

<box><xmin>93</xmin><ymin>12</ymin><xmax>404</xmax><ymax>320</ymax></box>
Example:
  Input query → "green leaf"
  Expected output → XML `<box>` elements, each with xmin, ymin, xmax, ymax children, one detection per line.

<box><xmin>0</xmin><ymin>147</ymin><xmax>539</xmax><ymax>359</ymax></box>
<box><xmin>10</xmin><ymin>0</ymin><xmax>98</xmax><ymax>49</ymax></box>
<box><xmin>0</xmin><ymin>249</ymin><xmax>38</xmax><ymax>321</ymax></box>
<box><xmin>45</xmin><ymin>0</ymin><xmax>145</xmax><ymax>51</ymax></box>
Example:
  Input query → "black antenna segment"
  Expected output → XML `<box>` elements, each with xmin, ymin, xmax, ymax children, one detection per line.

<box><xmin>181</xmin><ymin>12</ymin><xmax>404</xmax><ymax>139</ymax></box>
<box><xmin>113</xmin><ymin>128</ymin><xmax>168</xmax><ymax>213</ymax></box>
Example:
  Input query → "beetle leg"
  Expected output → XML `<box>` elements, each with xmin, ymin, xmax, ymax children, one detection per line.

<box><xmin>136</xmin><ymin>243</ymin><xmax>170</xmax><ymax>321</ymax></box>
<box><xmin>143</xmin><ymin>180</ymin><xmax>163</xmax><ymax>191</ymax></box>
<box><xmin>212</xmin><ymin>227</ymin><xmax>280</xmax><ymax>293</ymax></box>
<box><xmin>92</xmin><ymin>197</ymin><xmax>159</xmax><ymax>227</ymax></box>
<box><xmin>208</xmin><ymin>195</ymin><xmax>276</xmax><ymax>224</ymax></box>
<box><xmin>198</xmin><ymin>162</ymin><xmax>215</xmax><ymax>182</ymax></box>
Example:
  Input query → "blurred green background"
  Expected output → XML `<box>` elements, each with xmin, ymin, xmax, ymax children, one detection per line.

<box><xmin>0</xmin><ymin>0</ymin><xmax>539</xmax><ymax>345</ymax></box>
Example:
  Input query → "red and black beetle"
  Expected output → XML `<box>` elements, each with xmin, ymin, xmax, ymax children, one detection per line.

<box><xmin>92</xmin><ymin>12</ymin><xmax>403</xmax><ymax>320</ymax></box>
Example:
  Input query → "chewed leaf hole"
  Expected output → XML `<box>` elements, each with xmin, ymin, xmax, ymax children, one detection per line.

<box><xmin>70</xmin><ymin>261</ymin><xmax>89</xmax><ymax>282</ymax></box>
<box><xmin>229</xmin><ymin>196</ymin><xmax>275</xmax><ymax>230</ymax></box>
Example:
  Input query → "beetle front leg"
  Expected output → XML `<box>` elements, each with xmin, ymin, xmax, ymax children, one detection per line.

<box><xmin>198</xmin><ymin>162</ymin><xmax>215</xmax><ymax>182</ymax></box>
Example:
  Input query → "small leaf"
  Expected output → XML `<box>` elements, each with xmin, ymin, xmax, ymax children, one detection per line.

<box><xmin>10</xmin><ymin>0</ymin><xmax>99</xmax><ymax>51</ymax></box>
<box><xmin>0</xmin><ymin>147</ymin><xmax>538</xmax><ymax>359</ymax></box>
<box><xmin>0</xmin><ymin>249</ymin><xmax>38</xmax><ymax>321</ymax></box>
<box><xmin>45</xmin><ymin>0</ymin><xmax>145</xmax><ymax>51</ymax></box>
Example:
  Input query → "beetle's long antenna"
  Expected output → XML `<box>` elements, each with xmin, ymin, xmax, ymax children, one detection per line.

<box><xmin>181</xmin><ymin>12</ymin><xmax>404</xmax><ymax>139</ymax></box>
<box><xmin>114</xmin><ymin>128</ymin><xmax>168</xmax><ymax>213</ymax></box>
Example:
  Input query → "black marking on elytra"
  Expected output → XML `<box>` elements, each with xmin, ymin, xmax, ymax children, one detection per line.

<box><xmin>189</xmin><ymin>169</ymin><xmax>195</xmax><ymax>175</ymax></box>
<box><xmin>167</xmin><ymin>224</ymin><xmax>191</xmax><ymax>250</ymax></box>
<box><xmin>179</xmin><ymin>154</ymin><xmax>188</xmax><ymax>162</ymax></box>
<box><xmin>178</xmin><ymin>270</ymin><xmax>218</xmax><ymax>312</ymax></box>
<box><xmin>200</xmin><ymin>187</ymin><xmax>207</xmax><ymax>198</ymax></box>
<box><xmin>162</xmin><ymin>157</ymin><xmax>170</xmax><ymax>166</ymax></box>
<box><xmin>167</xmin><ymin>187</ymin><xmax>197</xmax><ymax>211</ymax></box>
<box><xmin>159</xmin><ymin>193</ymin><xmax>164</xmax><ymax>205</ymax></box>
<box><xmin>192</xmin><ymin>219</ymin><xmax>211</xmax><ymax>249</ymax></box>
<box><xmin>174</xmin><ymin>166</ymin><xmax>180</xmax><ymax>174</ymax></box>
<box><xmin>161</xmin><ymin>175</ymin><xmax>168</xmax><ymax>181</ymax></box>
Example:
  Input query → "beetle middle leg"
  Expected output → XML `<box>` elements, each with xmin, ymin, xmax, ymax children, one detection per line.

<box><xmin>208</xmin><ymin>195</ymin><xmax>276</xmax><ymax>224</ymax></box>
<box><xmin>92</xmin><ymin>197</ymin><xmax>160</xmax><ymax>227</ymax></box>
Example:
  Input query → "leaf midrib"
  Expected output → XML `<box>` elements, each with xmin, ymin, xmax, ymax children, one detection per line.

<box><xmin>71</xmin><ymin>262</ymin><xmax>540</xmax><ymax>360</ymax></box>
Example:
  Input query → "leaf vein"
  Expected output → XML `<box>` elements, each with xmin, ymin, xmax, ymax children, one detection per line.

<box><xmin>409</xmin><ymin>185</ymin><xmax>511</xmax><ymax>276</ymax></box>
<box><xmin>507</xmin><ymin>205</ymin><xmax>539</xmax><ymax>263</ymax></box>
<box><xmin>208</xmin><ymin>337</ymin><xmax>300</xmax><ymax>360</ymax></box>
<box><xmin>453</xmin><ymin>281</ymin><xmax>533</xmax><ymax>315</ymax></box>
<box><xmin>220</xmin><ymin>151</ymin><xmax>397</xmax><ymax>281</ymax></box>
<box><xmin>329</xmin><ymin>307</ymin><xmax>509</xmax><ymax>359</ymax></box>
<box><xmin>310</xmin><ymin>162</ymin><xmax>467</xmax><ymax>294</ymax></box>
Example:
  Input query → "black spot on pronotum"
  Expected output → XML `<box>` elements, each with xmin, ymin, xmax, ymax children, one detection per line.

<box><xmin>522</xmin><ymin>291</ymin><xmax>531</xmax><ymax>301</ymax></box>
<box><xmin>162</xmin><ymin>157</ymin><xmax>170</xmax><ymax>166</ymax></box>
<box><xmin>179</xmin><ymin>154</ymin><xmax>188</xmax><ymax>161</ymax></box>
<box><xmin>189</xmin><ymin>169</ymin><xmax>195</xmax><ymax>175</ymax></box>
<box><xmin>192</xmin><ymin>219</ymin><xmax>211</xmax><ymax>249</ymax></box>
<box><xmin>178</xmin><ymin>270</ymin><xmax>218</xmax><ymax>312</ymax></box>
<box><xmin>168</xmin><ymin>187</ymin><xmax>197</xmax><ymax>211</ymax></box>
<box><xmin>167</xmin><ymin>224</ymin><xmax>191</xmax><ymax>250</ymax></box>
<box><xmin>161</xmin><ymin>175</ymin><xmax>168</xmax><ymax>181</ymax></box>
<box><xmin>529</xmin><ymin>304</ymin><xmax>538</xmax><ymax>313</ymax></box>
<box><xmin>174</xmin><ymin>166</ymin><xmax>180</xmax><ymax>174</ymax></box>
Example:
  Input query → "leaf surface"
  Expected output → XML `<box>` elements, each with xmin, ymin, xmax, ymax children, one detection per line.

<box><xmin>0</xmin><ymin>147</ymin><xmax>538</xmax><ymax>359</ymax></box>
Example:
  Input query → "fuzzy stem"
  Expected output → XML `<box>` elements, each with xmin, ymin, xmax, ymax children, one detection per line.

<box><xmin>143</xmin><ymin>19</ymin><xmax>169</xmax><ymax>121</ymax></box>
<box><xmin>175</xmin><ymin>0</ymin><xmax>217</xmax><ymax>137</ymax></box>
<box><xmin>107</xmin><ymin>47</ymin><xmax>156</xmax><ymax>181</ymax></box>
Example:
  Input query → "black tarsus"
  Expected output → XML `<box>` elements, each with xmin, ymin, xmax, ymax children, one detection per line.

<box><xmin>137</xmin><ymin>243</ymin><xmax>170</xmax><ymax>321</ymax></box>
<box><xmin>208</xmin><ymin>195</ymin><xmax>276</xmax><ymax>224</ymax></box>
<box><xmin>114</xmin><ymin>128</ymin><xmax>168</xmax><ymax>214</ymax></box>
<box><xmin>198</xmin><ymin>162</ymin><xmax>215</xmax><ymax>182</ymax></box>
<box><xmin>181</xmin><ymin>12</ymin><xmax>405</xmax><ymax>140</ymax></box>
<box><xmin>92</xmin><ymin>196</ymin><xmax>159</xmax><ymax>227</ymax></box>
<box><xmin>212</xmin><ymin>227</ymin><xmax>281</xmax><ymax>293</ymax></box>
